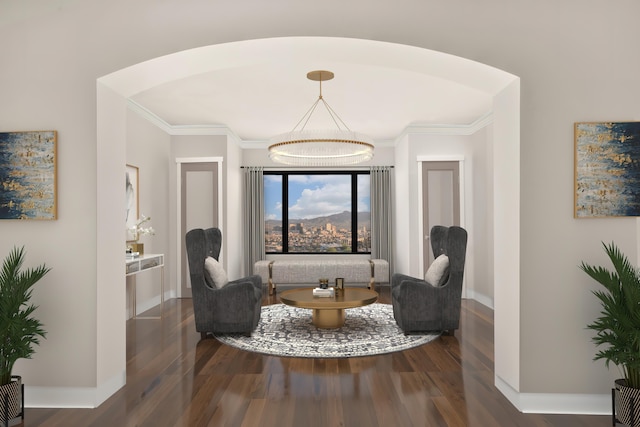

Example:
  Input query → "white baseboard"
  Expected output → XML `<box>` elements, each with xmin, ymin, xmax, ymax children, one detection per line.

<box><xmin>25</xmin><ymin>370</ymin><xmax>125</xmax><ymax>408</ymax></box>
<box><xmin>128</xmin><ymin>290</ymin><xmax>177</xmax><ymax>320</ymax></box>
<box><xmin>135</xmin><ymin>293</ymin><xmax>164</xmax><ymax>315</ymax></box>
<box><xmin>495</xmin><ymin>375</ymin><xmax>611</xmax><ymax>415</ymax></box>
<box><xmin>465</xmin><ymin>289</ymin><xmax>494</xmax><ymax>309</ymax></box>
<box><xmin>469</xmin><ymin>296</ymin><xmax>612</xmax><ymax>415</ymax></box>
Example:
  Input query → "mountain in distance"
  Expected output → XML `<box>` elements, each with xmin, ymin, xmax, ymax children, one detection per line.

<box><xmin>266</xmin><ymin>210</ymin><xmax>370</xmax><ymax>231</ymax></box>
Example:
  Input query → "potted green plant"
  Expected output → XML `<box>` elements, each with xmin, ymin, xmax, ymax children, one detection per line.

<box><xmin>0</xmin><ymin>246</ymin><xmax>50</xmax><ymax>425</ymax></box>
<box><xmin>580</xmin><ymin>242</ymin><xmax>640</xmax><ymax>427</ymax></box>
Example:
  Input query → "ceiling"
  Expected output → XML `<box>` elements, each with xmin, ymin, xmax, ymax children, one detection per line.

<box><xmin>131</xmin><ymin>64</ymin><xmax>492</xmax><ymax>143</ymax></box>
<box><xmin>110</xmin><ymin>38</ymin><xmax>514</xmax><ymax>144</ymax></box>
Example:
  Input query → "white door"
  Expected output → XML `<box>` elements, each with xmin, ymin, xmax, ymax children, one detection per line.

<box><xmin>180</xmin><ymin>161</ymin><xmax>219</xmax><ymax>298</ymax></box>
<box><xmin>422</xmin><ymin>161</ymin><xmax>461</xmax><ymax>270</ymax></box>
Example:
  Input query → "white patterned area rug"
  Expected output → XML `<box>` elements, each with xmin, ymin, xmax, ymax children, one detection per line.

<box><xmin>214</xmin><ymin>303</ymin><xmax>440</xmax><ymax>358</ymax></box>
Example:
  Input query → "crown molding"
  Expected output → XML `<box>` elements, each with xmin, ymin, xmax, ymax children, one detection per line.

<box><xmin>126</xmin><ymin>100</ymin><xmax>242</xmax><ymax>141</ymax></box>
<box><xmin>398</xmin><ymin>111</ymin><xmax>493</xmax><ymax>138</ymax></box>
<box><xmin>128</xmin><ymin>99</ymin><xmax>492</xmax><ymax>148</ymax></box>
<box><xmin>127</xmin><ymin>100</ymin><xmax>172</xmax><ymax>133</ymax></box>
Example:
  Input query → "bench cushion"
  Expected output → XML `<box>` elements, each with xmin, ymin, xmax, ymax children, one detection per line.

<box><xmin>254</xmin><ymin>259</ymin><xmax>389</xmax><ymax>286</ymax></box>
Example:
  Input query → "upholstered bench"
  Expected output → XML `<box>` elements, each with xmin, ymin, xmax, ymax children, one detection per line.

<box><xmin>254</xmin><ymin>259</ymin><xmax>390</xmax><ymax>295</ymax></box>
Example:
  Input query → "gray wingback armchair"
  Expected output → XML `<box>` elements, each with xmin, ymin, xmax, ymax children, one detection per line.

<box><xmin>391</xmin><ymin>225</ymin><xmax>468</xmax><ymax>334</ymax></box>
<box><xmin>185</xmin><ymin>227</ymin><xmax>262</xmax><ymax>338</ymax></box>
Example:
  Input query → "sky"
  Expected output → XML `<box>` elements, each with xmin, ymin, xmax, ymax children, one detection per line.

<box><xmin>264</xmin><ymin>174</ymin><xmax>370</xmax><ymax>220</ymax></box>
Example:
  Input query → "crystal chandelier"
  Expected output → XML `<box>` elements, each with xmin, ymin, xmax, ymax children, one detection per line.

<box><xmin>268</xmin><ymin>70</ymin><xmax>374</xmax><ymax>166</ymax></box>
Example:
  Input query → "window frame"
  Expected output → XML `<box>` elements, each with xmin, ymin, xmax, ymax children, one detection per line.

<box><xmin>264</xmin><ymin>170</ymin><xmax>371</xmax><ymax>255</ymax></box>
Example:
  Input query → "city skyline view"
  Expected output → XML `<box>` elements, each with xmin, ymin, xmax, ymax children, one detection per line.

<box><xmin>264</xmin><ymin>173</ymin><xmax>371</xmax><ymax>253</ymax></box>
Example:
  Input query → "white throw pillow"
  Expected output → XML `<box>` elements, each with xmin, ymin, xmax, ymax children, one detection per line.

<box><xmin>424</xmin><ymin>254</ymin><xmax>450</xmax><ymax>286</ymax></box>
<box><xmin>204</xmin><ymin>256</ymin><xmax>229</xmax><ymax>289</ymax></box>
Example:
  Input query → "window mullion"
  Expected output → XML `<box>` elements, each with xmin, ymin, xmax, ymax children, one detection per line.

<box><xmin>351</xmin><ymin>173</ymin><xmax>358</xmax><ymax>253</ymax></box>
<box><xmin>282</xmin><ymin>174</ymin><xmax>289</xmax><ymax>253</ymax></box>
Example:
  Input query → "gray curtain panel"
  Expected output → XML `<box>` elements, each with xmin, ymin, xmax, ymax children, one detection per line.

<box><xmin>370</xmin><ymin>166</ymin><xmax>394</xmax><ymax>275</ymax></box>
<box><xmin>243</xmin><ymin>167</ymin><xmax>265</xmax><ymax>275</ymax></box>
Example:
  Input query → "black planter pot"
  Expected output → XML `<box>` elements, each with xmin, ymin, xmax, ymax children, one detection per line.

<box><xmin>615</xmin><ymin>379</ymin><xmax>640</xmax><ymax>427</ymax></box>
<box><xmin>0</xmin><ymin>376</ymin><xmax>23</xmax><ymax>427</ymax></box>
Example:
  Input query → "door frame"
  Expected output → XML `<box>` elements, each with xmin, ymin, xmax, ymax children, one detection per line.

<box><xmin>175</xmin><ymin>156</ymin><xmax>224</xmax><ymax>298</ymax></box>
<box><xmin>417</xmin><ymin>155</ymin><xmax>465</xmax><ymax>279</ymax></box>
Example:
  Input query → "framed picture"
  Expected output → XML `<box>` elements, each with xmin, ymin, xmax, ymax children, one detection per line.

<box><xmin>575</xmin><ymin>122</ymin><xmax>640</xmax><ymax>217</ymax></box>
<box><xmin>126</xmin><ymin>164</ymin><xmax>139</xmax><ymax>241</ymax></box>
<box><xmin>0</xmin><ymin>130</ymin><xmax>57</xmax><ymax>220</ymax></box>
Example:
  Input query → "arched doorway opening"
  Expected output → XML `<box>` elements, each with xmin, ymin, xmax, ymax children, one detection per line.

<box><xmin>96</xmin><ymin>36</ymin><xmax>520</xmax><ymax>404</ymax></box>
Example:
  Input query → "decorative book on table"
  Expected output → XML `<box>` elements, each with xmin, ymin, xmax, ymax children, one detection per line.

<box><xmin>313</xmin><ymin>288</ymin><xmax>335</xmax><ymax>298</ymax></box>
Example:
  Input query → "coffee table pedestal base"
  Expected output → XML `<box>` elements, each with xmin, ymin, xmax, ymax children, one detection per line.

<box><xmin>313</xmin><ymin>308</ymin><xmax>345</xmax><ymax>329</ymax></box>
<box><xmin>280</xmin><ymin>288</ymin><xmax>378</xmax><ymax>330</ymax></box>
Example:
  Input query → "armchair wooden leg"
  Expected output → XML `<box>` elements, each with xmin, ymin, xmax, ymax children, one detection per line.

<box><xmin>368</xmin><ymin>260</ymin><xmax>375</xmax><ymax>291</ymax></box>
<box><xmin>268</xmin><ymin>261</ymin><xmax>275</xmax><ymax>295</ymax></box>
<box><xmin>201</xmin><ymin>332</ymin><xmax>209</xmax><ymax>340</ymax></box>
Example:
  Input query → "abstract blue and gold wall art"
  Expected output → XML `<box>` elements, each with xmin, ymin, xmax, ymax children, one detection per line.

<box><xmin>575</xmin><ymin>122</ymin><xmax>640</xmax><ymax>217</ymax></box>
<box><xmin>0</xmin><ymin>131</ymin><xmax>57</xmax><ymax>220</ymax></box>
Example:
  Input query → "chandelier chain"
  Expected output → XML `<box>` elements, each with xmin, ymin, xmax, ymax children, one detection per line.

<box><xmin>321</xmin><ymin>98</ymin><xmax>351</xmax><ymax>132</ymax></box>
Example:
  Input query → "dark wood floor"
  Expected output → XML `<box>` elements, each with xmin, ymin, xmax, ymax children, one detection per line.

<box><xmin>25</xmin><ymin>287</ymin><xmax>610</xmax><ymax>427</ymax></box>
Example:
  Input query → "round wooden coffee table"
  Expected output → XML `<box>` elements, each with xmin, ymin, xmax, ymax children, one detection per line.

<box><xmin>279</xmin><ymin>287</ymin><xmax>378</xmax><ymax>329</ymax></box>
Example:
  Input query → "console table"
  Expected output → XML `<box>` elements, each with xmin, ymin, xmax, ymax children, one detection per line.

<box><xmin>125</xmin><ymin>253</ymin><xmax>164</xmax><ymax>319</ymax></box>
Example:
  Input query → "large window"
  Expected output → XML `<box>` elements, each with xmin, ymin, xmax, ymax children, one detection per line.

<box><xmin>264</xmin><ymin>171</ymin><xmax>371</xmax><ymax>254</ymax></box>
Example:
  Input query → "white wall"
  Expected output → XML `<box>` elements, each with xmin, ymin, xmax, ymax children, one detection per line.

<box><xmin>95</xmin><ymin>83</ymin><xmax>127</xmax><ymax>406</ymax></box>
<box><xmin>469</xmin><ymin>126</ymin><xmax>494</xmax><ymax>304</ymax></box>
<box><xmin>394</xmin><ymin>128</ymin><xmax>493</xmax><ymax>305</ymax></box>
<box><xmin>225</xmin><ymin>135</ymin><xmax>244</xmax><ymax>279</ymax></box>
<box><xmin>492</xmin><ymin>79</ymin><xmax>522</xmax><ymax>400</ymax></box>
<box><xmin>125</xmin><ymin>111</ymin><xmax>171</xmax><ymax>315</ymax></box>
<box><xmin>394</xmin><ymin>135</ymin><xmax>411</xmax><ymax>274</ymax></box>
<box><xmin>169</xmin><ymin>134</ymin><xmax>228</xmax><ymax>284</ymax></box>
<box><xmin>1</xmin><ymin>10</ymin><xmax>103</xmax><ymax>400</ymax></box>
